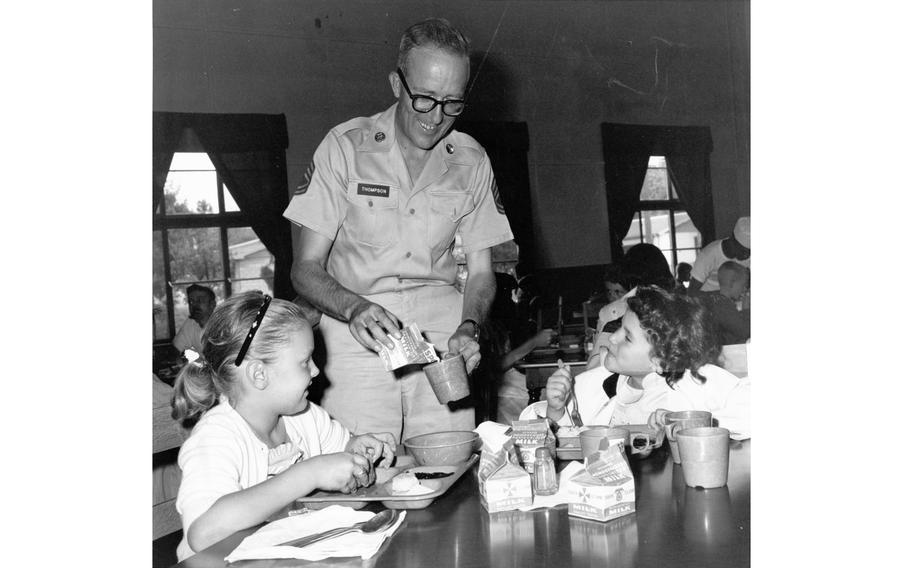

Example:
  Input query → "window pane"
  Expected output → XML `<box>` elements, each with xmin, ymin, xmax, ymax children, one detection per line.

<box><xmin>224</xmin><ymin>185</ymin><xmax>240</xmax><ymax>212</ymax></box>
<box><xmin>153</xmin><ymin>231</ymin><xmax>169</xmax><ymax>341</ymax></box>
<box><xmin>168</xmin><ymin>228</ymin><xmax>225</xmax><ymax>284</ymax></box>
<box><xmin>622</xmin><ymin>212</ymin><xmax>644</xmax><ymax>250</ymax></box>
<box><xmin>165</xmin><ymin>153</ymin><xmax>219</xmax><ymax>215</ymax></box>
<box><xmin>623</xmin><ymin>210</ymin><xmax>675</xmax><ymax>267</ymax></box>
<box><xmin>647</xmin><ymin>156</ymin><xmax>666</xmax><ymax>168</ymax></box>
<box><xmin>170</xmin><ymin>152</ymin><xmax>214</xmax><ymax>170</ymax></box>
<box><xmin>640</xmin><ymin>156</ymin><xmax>669</xmax><ymax>201</ymax></box>
<box><xmin>672</xmin><ymin>210</ymin><xmax>703</xmax><ymax>255</ymax></box>
<box><xmin>164</xmin><ymin>171</ymin><xmax>219</xmax><ymax>215</ymax></box>
<box><xmin>228</xmin><ymin>227</ymin><xmax>275</xmax><ymax>295</ymax></box>
<box><xmin>675</xmin><ymin>248</ymin><xmax>699</xmax><ymax>266</ymax></box>
<box><xmin>639</xmin><ymin>210</ymin><xmax>671</xmax><ymax>249</ymax></box>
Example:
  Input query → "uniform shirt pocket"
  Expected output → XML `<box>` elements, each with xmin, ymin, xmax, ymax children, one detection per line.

<box><xmin>427</xmin><ymin>190</ymin><xmax>475</xmax><ymax>251</ymax></box>
<box><xmin>344</xmin><ymin>182</ymin><xmax>400</xmax><ymax>247</ymax></box>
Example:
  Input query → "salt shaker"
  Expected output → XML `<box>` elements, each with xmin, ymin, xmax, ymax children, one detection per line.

<box><xmin>533</xmin><ymin>446</ymin><xmax>558</xmax><ymax>496</ymax></box>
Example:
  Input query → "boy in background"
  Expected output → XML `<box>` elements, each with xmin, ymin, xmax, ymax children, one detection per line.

<box><xmin>689</xmin><ymin>216</ymin><xmax>750</xmax><ymax>295</ymax></box>
<box><xmin>701</xmin><ymin>261</ymin><xmax>750</xmax><ymax>345</ymax></box>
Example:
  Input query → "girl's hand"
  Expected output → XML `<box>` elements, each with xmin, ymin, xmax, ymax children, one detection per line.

<box><xmin>533</xmin><ymin>328</ymin><xmax>557</xmax><ymax>348</ymax></box>
<box><xmin>307</xmin><ymin>452</ymin><xmax>373</xmax><ymax>494</ymax></box>
<box><xmin>647</xmin><ymin>409</ymin><xmax>671</xmax><ymax>431</ymax></box>
<box><xmin>346</xmin><ymin>433</ymin><xmax>396</xmax><ymax>469</ymax></box>
<box><xmin>545</xmin><ymin>367</ymin><xmax>573</xmax><ymax>413</ymax></box>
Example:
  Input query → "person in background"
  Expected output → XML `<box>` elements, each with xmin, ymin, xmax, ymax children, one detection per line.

<box><xmin>597</xmin><ymin>263</ymin><xmax>629</xmax><ymax>304</ymax></box>
<box><xmin>688</xmin><ymin>216</ymin><xmax>750</xmax><ymax>296</ymax></box>
<box><xmin>480</xmin><ymin>273</ymin><xmax>557</xmax><ymax>424</ymax></box>
<box><xmin>701</xmin><ymin>261</ymin><xmax>751</xmax><ymax>345</ymax></box>
<box><xmin>621</xmin><ymin>243</ymin><xmax>676</xmax><ymax>292</ymax></box>
<box><xmin>173</xmin><ymin>284</ymin><xmax>217</xmax><ymax>355</ymax></box>
<box><xmin>675</xmin><ymin>262</ymin><xmax>692</xmax><ymax>293</ymax></box>
<box><xmin>283</xmin><ymin>18</ymin><xmax>513</xmax><ymax>443</ymax></box>
<box><xmin>512</xmin><ymin>263</ymin><xmax>542</xmax><ymax>334</ymax></box>
<box><xmin>585</xmin><ymin>264</ymin><xmax>628</xmax><ymax>319</ymax></box>
<box><xmin>522</xmin><ymin>285</ymin><xmax>750</xmax><ymax>440</ymax></box>
<box><xmin>172</xmin><ymin>291</ymin><xmax>395</xmax><ymax>561</ymax></box>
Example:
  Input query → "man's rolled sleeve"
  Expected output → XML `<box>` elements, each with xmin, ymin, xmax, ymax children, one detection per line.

<box><xmin>457</xmin><ymin>152</ymin><xmax>513</xmax><ymax>254</ymax></box>
<box><xmin>284</xmin><ymin>134</ymin><xmax>349</xmax><ymax>240</ymax></box>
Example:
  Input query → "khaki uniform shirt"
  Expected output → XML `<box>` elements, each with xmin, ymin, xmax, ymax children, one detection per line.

<box><xmin>284</xmin><ymin>103</ymin><xmax>514</xmax><ymax>295</ymax></box>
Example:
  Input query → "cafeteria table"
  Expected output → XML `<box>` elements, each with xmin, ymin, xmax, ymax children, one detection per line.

<box><xmin>173</xmin><ymin>440</ymin><xmax>750</xmax><ymax>568</ymax></box>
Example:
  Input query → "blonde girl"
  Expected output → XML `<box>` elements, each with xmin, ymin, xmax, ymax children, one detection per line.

<box><xmin>172</xmin><ymin>291</ymin><xmax>395</xmax><ymax>560</ymax></box>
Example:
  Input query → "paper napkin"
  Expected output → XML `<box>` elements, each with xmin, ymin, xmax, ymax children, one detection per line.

<box><xmin>225</xmin><ymin>505</ymin><xmax>406</xmax><ymax>562</ymax></box>
<box><xmin>474</xmin><ymin>421</ymin><xmax>512</xmax><ymax>451</ymax></box>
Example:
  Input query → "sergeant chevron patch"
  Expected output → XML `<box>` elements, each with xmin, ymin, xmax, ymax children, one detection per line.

<box><xmin>491</xmin><ymin>178</ymin><xmax>505</xmax><ymax>214</ymax></box>
<box><xmin>294</xmin><ymin>162</ymin><xmax>315</xmax><ymax>195</ymax></box>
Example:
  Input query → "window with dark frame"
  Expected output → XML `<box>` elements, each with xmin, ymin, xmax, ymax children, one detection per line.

<box><xmin>621</xmin><ymin>156</ymin><xmax>702</xmax><ymax>273</ymax></box>
<box><xmin>153</xmin><ymin>152</ymin><xmax>275</xmax><ymax>343</ymax></box>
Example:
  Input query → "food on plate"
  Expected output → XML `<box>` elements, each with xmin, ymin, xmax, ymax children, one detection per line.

<box><xmin>557</xmin><ymin>426</ymin><xmax>588</xmax><ymax>437</ymax></box>
<box><xmin>389</xmin><ymin>472</ymin><xmax>434</xmax><ymax>495</ymax></box>
<box><xmin>414</xmin><ymin>471</ymin><xmax>454</xmax><ymax>480</ymax></box>
<box><xmin>556</xmin><ymin>425</ymin><xmax>589</xmax><ymax>448</ymax></box>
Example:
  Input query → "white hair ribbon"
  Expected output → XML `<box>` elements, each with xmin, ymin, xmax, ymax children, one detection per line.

<box><xmin>184</xmin><ymin>349</ymin><xmax>200</xmax><ymax>364</ymax></box>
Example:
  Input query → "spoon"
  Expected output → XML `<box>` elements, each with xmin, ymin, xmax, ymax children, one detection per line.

<box><xmin>277</xmin><ymin>509</ymin><xmax>401</xmax><ymax>548</ymax></box>
<box><xmin>558</xmin><ymin>359</ymin><xmax>584</xmax><ymax>427</ymax></box>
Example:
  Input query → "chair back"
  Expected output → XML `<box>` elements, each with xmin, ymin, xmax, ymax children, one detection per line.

<box><xmin>153</xmin><ymin>376</ymin><xmax>189</xmax><ymax>540</ymax></box>
<box><xmin>582</xmin><ymin>300</ymin><xmax>606</xmax><ymax>331</ymax></box>
<box><xmin>720</xmin><ymin>343</ymin><xmax>749</xmax><ymax>378</ymax></box>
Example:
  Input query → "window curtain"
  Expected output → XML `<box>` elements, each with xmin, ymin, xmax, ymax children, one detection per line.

<box><xmin>457</xmin><ymin>121</ymin><xmax>533</xmax><ymax>269</ymax></box>
<box><xmin>601</xmin><ymin>123</ymin><xmax>715</xmax><ymax>259</ymax></box>
<box><xmin>603</xmin><ymin>151</ymin><xmax>651</xmax><ymax>262</ymax></box>
<box><xmin>152</xmin><ymin>112</ymin><xmax>295</xmax><ymax>300</ymax></box>
<box><xmin>665</xmin><ymin>152</ymin><xmax>715</xmax><ymax>247</ymax></box>
<box><xmin>152</xmin><ymin>113</ymin><xmax>185</xmax><ymax>215</ymax></box>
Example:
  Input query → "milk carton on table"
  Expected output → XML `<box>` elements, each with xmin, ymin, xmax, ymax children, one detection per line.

<box><xmin>510</xmin><ymin>418</ymin><xmax>556</xmax><ymax>474</ymax></box>
<box><xmin>477</xmin><ymin>439</ymin><xmax>533</xmax><ymax>513</ymax></box>
<box><xmin>567</xmin><ymin>444</ymin><xmax>636</xmax><ymax>522</ymax></box>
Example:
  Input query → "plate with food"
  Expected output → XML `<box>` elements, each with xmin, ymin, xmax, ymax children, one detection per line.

<box><xmin>554</xmin><ymin>425</ymin><xmax>588</xmax><ymax>460</ymax></box>
<box><xmin>554</xmin><ymin>424</ymin><xmax>664</xmax><ymax>460</ymax></box>
<box><xmin>294</xmin><ymin>454</ymin><xmax>479</xmax><ymax>510</ymax></box>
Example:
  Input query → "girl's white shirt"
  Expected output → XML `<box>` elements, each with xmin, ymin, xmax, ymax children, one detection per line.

<box><xmin>175</xmin><ymin>398</ymin><xmax>350</xmax><ymax>561</ymax></box>
<box><xmin>519</xmin><ymin>361</ymin><xmax>750</xmax><ymax>440</ymax></box>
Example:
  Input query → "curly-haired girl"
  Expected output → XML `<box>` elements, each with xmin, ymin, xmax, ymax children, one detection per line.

<box><xmin>520</xmin><ymin>285</ymin><xmax>750</xmax><ymax>439</ymax></box>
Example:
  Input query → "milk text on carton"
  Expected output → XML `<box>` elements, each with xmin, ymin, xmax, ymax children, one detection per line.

<box><xmin>567</xmin><ymin>444</ymin><xmax>636</xmax><ymax>522</ymax></box>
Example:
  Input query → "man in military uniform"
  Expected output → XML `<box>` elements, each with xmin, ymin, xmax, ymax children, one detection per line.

<box><xmin>284</xmin><ymin>18</ymin><xmax>514</xmax><ymax>442</ymax></box>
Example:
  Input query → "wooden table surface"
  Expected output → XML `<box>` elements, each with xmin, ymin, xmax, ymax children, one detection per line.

<box><xmin>174</xmin><ymin>440</ymin><xmax>750</xmax><ymax>568</ymax></box>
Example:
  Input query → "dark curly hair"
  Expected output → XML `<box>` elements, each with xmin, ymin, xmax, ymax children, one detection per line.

<box><xmin>625</xmin><ymin>285</ymin><xmax>721</xmax><ymax>387</ymax></box>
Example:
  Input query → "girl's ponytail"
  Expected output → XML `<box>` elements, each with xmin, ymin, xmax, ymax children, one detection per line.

<box><xmin>168</xmin><ymin>290</ymin><xmax>311</xmax><ymax>424</ymax></box>
<box><xmin>171</xmin><ymin>355</ymin><xmax>219</xmax><ymax>422</ymax></box>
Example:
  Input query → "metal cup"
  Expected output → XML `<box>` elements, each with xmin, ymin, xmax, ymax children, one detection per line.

<box><xmin>676</xmin><ymin>426</ymin><xmax>730</xmax><ymax>489</ymax></box>
<box><xmin>579</xmin><ymin>426</ymin><xmax>629</xmax><ymax>459</ymax></box>
<box><xmin>424</xmin><ymin>353</ymin><xmax>470</xmax><ymax>404</ymax></box>
<box><xmin>659</xmin><ymin>410</ymin><xmax>713</xmax><ymax>464</ymax></box>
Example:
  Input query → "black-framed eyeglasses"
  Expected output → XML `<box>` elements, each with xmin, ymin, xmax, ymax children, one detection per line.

<box><xmin>396</xmin><ymin>68</ymin><xmax>466</xmax><ymax>117</ymax></box>
<box><xmin>234</xmin><ymin>294</ymin><xmax>272</xmax><ymax>366</ymax></box>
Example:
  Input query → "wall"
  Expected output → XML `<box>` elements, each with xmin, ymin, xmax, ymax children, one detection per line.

<box><xmin>154</xmin><ymin>0</ymin><xmax>749</xmax><ymax>268</ymax></box>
